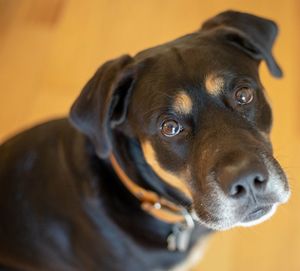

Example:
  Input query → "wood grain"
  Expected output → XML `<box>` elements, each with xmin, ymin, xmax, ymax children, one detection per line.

<box><xmin>0</xmin><ymin>1</ymin><xmax>299</xmax><ymax>270</ymax></box>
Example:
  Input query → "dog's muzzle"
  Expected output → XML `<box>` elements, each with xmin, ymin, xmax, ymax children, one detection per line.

<box><xmin>192</xmin><ymin>150</ymin><xmax>290</xmax><ymax>231</ymax></box>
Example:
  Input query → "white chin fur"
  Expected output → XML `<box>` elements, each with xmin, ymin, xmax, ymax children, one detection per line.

<box><xmin>235</xmin><ymin>204</ymin><xmax>278</xmax><ymax>228</ymax></box>
<box><xmin>192</xmin><ymin>204</ymin><xmax>279</xmax><ymax>231</ymax></box>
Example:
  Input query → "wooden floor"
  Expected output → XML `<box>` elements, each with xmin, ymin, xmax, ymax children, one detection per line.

<box><xmin>0</xmin><ymin>1</ymin><xmax>299</xmax><ymax>270</ymax></box>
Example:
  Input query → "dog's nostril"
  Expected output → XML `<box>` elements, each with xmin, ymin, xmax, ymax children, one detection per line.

<box><xmin>229</xmin><ymin>184</ymin><xmax>246</xmax><ymax>198</ymax></box>
<box><xmin>254</xmin><ymin>176</ymin><xmax>267</xmax><ymax>190</ymax></box>
<box><xmin>227</xmin><ymin>173</ymin><xmax>268</xmax><ymax>199</ymax></box>
<box><xmin>216</xmin><ymin>153</ymin><xmax>269</xmax><ymax>199</ymax></box>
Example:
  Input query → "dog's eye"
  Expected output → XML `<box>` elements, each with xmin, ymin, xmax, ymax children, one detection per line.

<box><xmin>235</xmin><ymin>87</ymin><xmax>254</xmax><ymax>105</ymax></box>
<box><xmin>160</xmin><ymin>119</ymin><xmax>182</xmax><ymax>137</ymax></box>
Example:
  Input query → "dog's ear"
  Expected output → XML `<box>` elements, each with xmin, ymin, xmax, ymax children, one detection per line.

<box><xmin>69</xmin><ymin>55</ymin><xmax>135</xmax><ymax>158</ymax></box>
<box><xmin>201</xmin><ymin>10</ymin><xmax>283</xmax><ymax>77</ymax></box>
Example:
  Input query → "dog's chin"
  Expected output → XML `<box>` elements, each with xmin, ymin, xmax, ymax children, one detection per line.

<box><xmin>236</xmin><ymin>204</ymin><xmax>278</xmax><ymax>228</ymax></box>
<box><xmin>192</xmin><ymin>204</ymin><xmax>278</xmax><ymax>231</ymax></box>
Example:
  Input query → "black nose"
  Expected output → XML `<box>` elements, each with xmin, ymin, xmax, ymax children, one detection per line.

<box><xmin>216</xmin><ymin>153</ymin><xmax>269</xmax><ymax>199</ymax></box>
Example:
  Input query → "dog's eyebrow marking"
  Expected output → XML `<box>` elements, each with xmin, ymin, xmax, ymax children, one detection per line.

<box><xmin>205</xmin><ymin>74</ymin><xmax>225</xmax><ymax>95</ymax></box>
<box><xmin>173</xmin><ymin>91</ymin><xmax>193</xmax><ymax>114</ymax></box>
<box><xmin>141</xmin><ymin>140</ymin><xmax>193</xmax><ymax>199</ymax></box>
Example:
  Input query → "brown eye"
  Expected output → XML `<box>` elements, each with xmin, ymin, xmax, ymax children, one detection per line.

<box><xmin>235</xmin><ymin>87</ymin><xmax>254</xmax><ymax>105</ymax></box>
<box><xmin>160</xmin><ymin>119</ymin><xmax>182</xmax><ymax>137</ymax></box>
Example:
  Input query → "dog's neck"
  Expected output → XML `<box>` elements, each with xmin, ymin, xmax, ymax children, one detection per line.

<box><xmin>108</xmin><ymin>132</ymin><xmax>210</xmax><ymax>251</ymax></box>
<box><xmin>109</xmin><ymin>153</ymin><xmax>189</xmax><ymax>224</ymax></box>
<box><xmin>111</xmin><ymin>132</ymin><xmax>192</xmax><ymax>209</ymax></box>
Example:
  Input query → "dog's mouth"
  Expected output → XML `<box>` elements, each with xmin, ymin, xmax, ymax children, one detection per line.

<box><xmin>241</xmin><ymin>205</ymin><xmax>274</xmax><ymax>223</ymax></box>
<box><xmin>192</xmin><ymin>203</ymin><xmax>279</xmax><ymax>230</ymax></box>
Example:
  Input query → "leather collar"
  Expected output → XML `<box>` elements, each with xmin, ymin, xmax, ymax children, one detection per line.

<box><xmin>110</xmin><ymin>154</ymin><xmax>197</xmax><ymax>251</ymax></box>
<box><xmin>110</xmin><ymin>154</ymin><xmax>187</xmax><ymax>224</ymax></box>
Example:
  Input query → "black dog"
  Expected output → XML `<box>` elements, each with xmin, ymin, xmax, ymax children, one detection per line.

<box><xmin>0</xmin><ymin>11</ymin><xmax>290</xmax><ymax>271</ymax></box>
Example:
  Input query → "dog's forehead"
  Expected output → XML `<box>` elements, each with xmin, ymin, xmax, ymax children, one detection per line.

<box><xmin>130</xmin><ymin>33</ymin><xmax>263</xmax><ymax>125</ymax></box>
<box><xmin>134</xmin><ymin>34</ymin><xmax>259</xmax><ymax>96</ymax></box>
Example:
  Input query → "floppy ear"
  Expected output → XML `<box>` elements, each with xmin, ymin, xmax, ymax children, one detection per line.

<box><xmin>201</xmin><ymin>10</ymin><xmax>283</xmax><ymax>77</ymax></box>
<box><xmin>69</xmin><ymin>55</ymin><xmax>135</xmax><ymax>158</ymax></box>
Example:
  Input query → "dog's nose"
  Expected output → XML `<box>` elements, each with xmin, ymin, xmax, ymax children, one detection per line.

<box><xmin>216</xmin><ymin>154</ymin><xmax>269</xmax><ymax>199</ymax></box>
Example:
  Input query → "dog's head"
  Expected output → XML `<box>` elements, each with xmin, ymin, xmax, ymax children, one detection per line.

<box><xmin>70</xmin><ymin>11</ymin><xmax>290</xmax><ymax>231</ymax></box>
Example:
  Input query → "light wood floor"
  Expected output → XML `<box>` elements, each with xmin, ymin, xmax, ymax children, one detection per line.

<box><xmin>0</xmin><ymin>1</ymin><xmax>299</xmax><ymax>270</ymax></box>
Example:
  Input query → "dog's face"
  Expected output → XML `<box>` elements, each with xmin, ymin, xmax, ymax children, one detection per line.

<box><xmin>70</xmin><ymin>11</ymin><xmax>290</xmax><ymax>231</ymax></box>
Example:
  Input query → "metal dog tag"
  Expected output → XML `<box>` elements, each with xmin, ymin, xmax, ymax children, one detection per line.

<box><xmin>167</xmin><ymin>210</ymin><xmax>195</xmax><ymax>252</ymax></box>
<box><xmin>167</xmin><ymin>224</ymin><xmax>192</xmax><ymax>251</ymax></box>
<box><xmin>167</xmin><ymin>230</ymin><xmax>177</xmax><ymax>251</ymax></box>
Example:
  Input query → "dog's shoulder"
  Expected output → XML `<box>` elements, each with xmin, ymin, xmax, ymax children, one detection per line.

<box><xmin>0</xmin><ymin>119</ymin><xmax>115</xmax><ymax>270</ymax></box>
<box><xmin>1</xmin><ymin>118</ymin><xmax>74</xmax><ymax>150</ymax></box>
<box><xmin>0</xmin><ymin>118</ymin><xmax>90</xmax><ymax>217</ymax></box>
<box><xmin>0</xmin><ymin>118</ymin><xmax>80</xmax><ymax>167</ymax></box>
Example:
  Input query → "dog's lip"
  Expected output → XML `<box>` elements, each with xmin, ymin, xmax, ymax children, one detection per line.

<box><xmin>242</xmin><ymin>205</ymin><xmax>273</xmax><ymax>223</ymax></box>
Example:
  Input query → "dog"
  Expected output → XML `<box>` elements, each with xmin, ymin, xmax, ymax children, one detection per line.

<box><xmin>0</xmin><ymin>10</ymin><xmax>290</xmax><ymax>271</ymax></box>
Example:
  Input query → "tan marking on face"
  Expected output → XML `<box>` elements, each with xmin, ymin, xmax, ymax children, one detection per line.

<box><xmin>205</xmin><ymin>74</ymin><xmax>225</xmax><ymax>95</ymax></box>
<box><xmin>141</xmin><ymin>140</ymin><xmax>193</xmax><ymax>199</ymax></box>
<box><xmin>173</xmin><ymin>91</ymin><xmax>193</xmax><ymax>114</ymax></box>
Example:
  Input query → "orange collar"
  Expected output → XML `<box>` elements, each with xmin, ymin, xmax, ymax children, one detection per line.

<box><xmin>109</xmin><ymin>154</ymin><xmax>187</xmax><ymax>224</ymax></box>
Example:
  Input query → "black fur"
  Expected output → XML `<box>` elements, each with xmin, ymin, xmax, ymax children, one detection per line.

<box><xmin>0</xmin><ymin>11</ymin><xmax>289</xmax><ymax>271</ymax></box>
